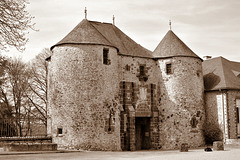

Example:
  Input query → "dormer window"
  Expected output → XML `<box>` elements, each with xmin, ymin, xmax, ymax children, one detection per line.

<box><xmin>103</xmin><ymin>48</ymin><xmax>110</xmax><ymax>65</ymax></box>
<box><xmin>166</xmin><ymin>63</ymin><xmax>172</xmax><ymax>74</ymax></box>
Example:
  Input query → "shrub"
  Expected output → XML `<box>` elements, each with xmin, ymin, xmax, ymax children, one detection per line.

<box><xmin>202</xmin><ymin>122</ymin><xmax>223</xmax><ymax>145</ymax></box>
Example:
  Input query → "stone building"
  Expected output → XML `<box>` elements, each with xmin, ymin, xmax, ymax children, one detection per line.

<box><xmin>47</xmin><ymin>18</ymin><xmax>212</xmax><ymax>151</ymax></box>
<box><xmin>203</xmin><ymin>57</ymin><xmax>240</xmax><ymax>144</ymax></box>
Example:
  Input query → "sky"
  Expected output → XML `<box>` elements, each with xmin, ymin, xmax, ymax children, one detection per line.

<box><xmin>2</xmin><ymin>0</ymin><xmax>240</xmax><ymax>62</ymax></box>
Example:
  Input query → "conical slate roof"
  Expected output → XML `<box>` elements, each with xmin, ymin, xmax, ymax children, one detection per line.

<box><xmin>51</xmin><ymin>19</ymin><xmax>152</xmax><ymax>58</ymax></box>
<box><xmin>203</xmin><ymin>57</ymin><xmax>240</xmax><ymax>91</ymax></box>
<box><xmin>51</xmin><ymin>19</ymin><xmax>114</xmax><ymax>50</ymax></box>
<box><xmin>153</xmin><ymin>30</ymin><xmax>200</xmax><ymax>59</ymax></box>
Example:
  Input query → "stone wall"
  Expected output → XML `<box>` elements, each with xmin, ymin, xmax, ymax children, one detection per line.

<box><xmin>118</xmin><ymin>56</ymin><xmax>160</xmax><ymax>150</ymax></box>
<box><xmin>157</xmin><ymin>57</ymin><xmax>205</xmax><ymax>149</ymax></box>
<box><xmin>205</xmin><ymin>90</ymin><xmax>240</xmax><ymax>141</ymax></box>
<box><xmin>118</xmin><ymin>56</ymin><xmax>205</xmax><ymax>150</ymax></box>
<box><xmin>119</xmin><ymin>56</ymin><xmax>159</xmax><ymax>83</ymax></box>
<box><xmin>227</xmin><ymin>90</ymin><xmax>240</xmax><ymax>139</ymax></box>
<box><xmin>204</xmin><ymin>91</ymin><xmax>222</xmax><ymax>130</ymax></box>
<box><xmin>47</xmin><ymin>45</ymin><xmax>206</xmax><ymax>150</ymax></box>
<box><xmin>204</xmin><ymin>91</ymin><xmax>225</xmax><ymax>141</ymax></box>
<box><xmin>47</xmin><ymin>44</ymin><xmax>121</xmax><ymax>150</ymax></box>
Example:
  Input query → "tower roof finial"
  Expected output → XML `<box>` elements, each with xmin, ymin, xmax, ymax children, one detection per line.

<box><xmin>84</xmin><ymin>7</ymin><xmax>87</xmax><ymax>19</ymax></box>
<box><xmin>113</xmin><ymin>15</ymin><xmax>115</xmax><ymax>25</ymax></box>
<box><xmin>169</xmin><ymin>20</ymin><xmax>172</xmax><ymax>30</ymax></box>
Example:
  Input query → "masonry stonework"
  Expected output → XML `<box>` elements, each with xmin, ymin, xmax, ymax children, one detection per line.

<box><xmin>157</xmin><ymin>57</ymin><xmax>205</xmax><ymax>149</ymax></box>
<box><xmin>204</xmin><ymin>91</ymin><xmax>225</xmax><ymax>141</ymax></box>
<box><xmin>118</xmin><ymin>56</ymin><xmax>160</xmax><ymax>150</ymax></box>
<box><xmin>205</xmin><ymin>90</ymin><xmax>240</xmax><ymax>142</ymax></box>
<box><xmin>227</xmin><ymin>90</ymin><xmax>240</xmax><ymax>139</ymax></box>
<box><xmin>47</xmin><ymin>19</ymin><xmax>230</xmax><ymax>151</ymax></box>
<box><xmin>204</xmin><ymin>91</ymin><xmax>221</xmax><ymax>130</ymax></box>
<box><xmin>48</xmin><ymin>44</ymin><xmax>121</xmax><ymax>150</ymax></box>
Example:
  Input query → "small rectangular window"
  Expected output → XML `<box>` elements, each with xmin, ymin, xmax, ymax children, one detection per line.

<box><xmin>57</xmin><ymin>128</ymin><xmax>63</xmax><ymax>135</ymax></box>
<box><xmin>166</xmin><ymin>63</ymin><xmax>172</xmax><ymax>74</ymax></box>
<box><xmin>138</xmin><ymin>65</ymin><xmax>148</xmax><ymax>81</ymax></box>
<box><xmin>140</xmin><ymin>65</ymin><xmax>145</xmax><ymax>76</ymax></box>
<box><xmin>103</xmin><ymin>48</ymin><xmax>109</xmax><ymax>65</ymax></box>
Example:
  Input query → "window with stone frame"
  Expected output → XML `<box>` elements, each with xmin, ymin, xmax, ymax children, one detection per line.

<box><xmin>166</xmin><ymin>63</ymin><xmax>172</xmax><ymax>74</ymax></box>
<box><xmin>137</xmin><ymin>65</ymin><xmax>148</xmax><ymax>81</ymax></box>
<box><xmin>103</xmin><ymin>48</ymin><xmax>110</xmax><ymax>65</ymax></box>
<box><xmin>140</xmin><ymin>65</ymin><xmax>145</xmax><ymax>76</ymax></box>
<box><xmin>236</xmin><ymin>99</ymin><xmax>240</xmax><ymax>123</ymax></box>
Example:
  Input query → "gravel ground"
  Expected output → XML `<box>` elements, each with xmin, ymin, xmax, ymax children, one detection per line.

<box><xmin>1</xmin><ymin>147</ymin><xmax>240</xmax><ymax>160</ymax></box>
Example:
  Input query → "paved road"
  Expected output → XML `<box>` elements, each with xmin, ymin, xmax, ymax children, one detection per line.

<box><xmin>1</xmin><ymin>148</ymin><xmax>240</xmax><ymax>160</ymax></box>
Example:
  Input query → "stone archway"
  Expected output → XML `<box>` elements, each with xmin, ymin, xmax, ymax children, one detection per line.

<box><xmin>120</xmin><ymin>81</ymin><xmax>160</xmax><ymax>151</ymax></box>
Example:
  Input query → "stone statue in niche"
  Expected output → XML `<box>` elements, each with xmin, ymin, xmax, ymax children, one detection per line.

<box><xmin>103</xmin><ymin>99</ymin><xmax>117</xmax><ymax>133</ymax></box>
<box><xmin>105</xmin><ymin>108</ymin><xmax>115</xmax><ymax>133</ymax></box>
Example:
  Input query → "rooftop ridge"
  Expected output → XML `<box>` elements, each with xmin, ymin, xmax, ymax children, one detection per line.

<box><xmin>88</xmin><ymin>20</ymin><xmax>113</xmax><ymax>25</ymax></box>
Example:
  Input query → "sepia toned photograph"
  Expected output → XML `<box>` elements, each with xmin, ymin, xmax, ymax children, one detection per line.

<box><xmin>0</xmin><ymin>0</ymin><xmax>240</xmax><ymax>159</ymax></box>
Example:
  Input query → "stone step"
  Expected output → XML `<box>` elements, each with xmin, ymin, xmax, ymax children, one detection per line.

<box><xmin>225</xmin><ymin>139</ymin><xmax>240</xmax><ymax>145</ymax></box>
<box><xmin>225</xmin><ymin>139</ymin><xmax>240</xmax><ymax>148</ymax></box>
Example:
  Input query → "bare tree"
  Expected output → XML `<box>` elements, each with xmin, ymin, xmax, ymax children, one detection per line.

<box><xmin>0</xmin><ymin>56</ymin><xmax>12</xmax><ymax>118</ymax></box>
<box><xmin>4</xmin><ymin>58</ymin><xmax>31</xmax><ymax>136</ymax></box>
<box><xmin>27</xmin><ymin>48</ymin><xmax>51</xmax><ymax>127</ymax></box>
<box><xmin>0</xmin><ymin>0</ymin><xmax>34</xmax><ymax>51</ymax></box>
<box><xmin>0</xmin><ymin>49</ymin><xmax>50</xmax><ymax>136</ymax></box>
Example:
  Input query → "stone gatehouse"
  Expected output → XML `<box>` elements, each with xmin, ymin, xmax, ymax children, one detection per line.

<box><xmin>46</xmin><ymin>18</ymin><xmax>240</xmax><ymax>151</ymax></box>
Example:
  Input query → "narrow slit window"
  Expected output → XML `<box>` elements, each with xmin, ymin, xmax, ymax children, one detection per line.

<box><xmin>237</xmin><ymin>99</ymin><xmax>240</xmax><ymax>123</ymax></box>
<box><xmin>166</xmin><ymin>63</ymin><xmax>172</xmax><ymax>74</ymax></box>
<box><xmin>103</xmin><ymin>48</ymin><xmax>109</xmax><ymax>65</ymax></box>
<box><xmin>237</xmin><ymin>107</ymin><xmax>239</xmax><ymax>123</ymax></box>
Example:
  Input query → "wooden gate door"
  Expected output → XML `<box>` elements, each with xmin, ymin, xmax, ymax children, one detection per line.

<box><xmin>135</xmin><ymin>117</ymin><xmax>150</xmax><ymax>150</ymax></box>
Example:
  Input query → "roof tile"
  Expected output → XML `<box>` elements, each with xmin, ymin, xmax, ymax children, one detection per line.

<box><xmin>203</xmin><ymin>57</ymin><xmax>240</xmax><ymax>91</ymax></box>
<box><xmin>51</xmin><ymin>19</ymin><xmax>152</xmax><ymax>58</ymax></box>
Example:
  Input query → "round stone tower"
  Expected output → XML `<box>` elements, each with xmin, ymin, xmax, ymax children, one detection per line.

<box><xmin>153</xmin><ymin>30</ymin><xmax>205</xmax><ymax>149</ymax></box>
<box><xmin>47</xmin><ymin>19</ymin><xmax>121</xmax><ymax>150</ymax></box>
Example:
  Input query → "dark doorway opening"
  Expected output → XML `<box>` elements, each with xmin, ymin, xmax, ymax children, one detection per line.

<box><xmin>135</xmin><ymin>117</ymin><xmax>151</xmax><ymax>150</ymax></box>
